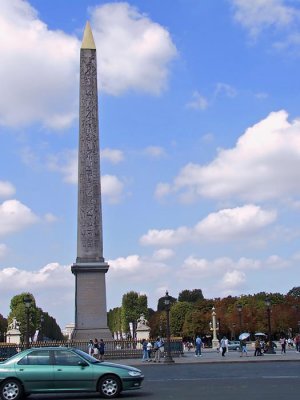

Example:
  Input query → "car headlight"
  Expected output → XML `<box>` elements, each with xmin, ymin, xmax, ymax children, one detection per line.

<box><xmin>128</xmin><ymin>370</ymin><xmax>141</xmax><ymax>377</ymax></box>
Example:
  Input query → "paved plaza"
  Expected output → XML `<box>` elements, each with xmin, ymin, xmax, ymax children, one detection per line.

<box><xmin>115</xmin><ymin>347</ymin><xmax>300</xmax><ymax>366</ymax></box>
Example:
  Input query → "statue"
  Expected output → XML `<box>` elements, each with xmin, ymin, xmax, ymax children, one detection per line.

<box><xmin>137</xmin><ymin>314</ymin><xmax>148</xmax><ymax>328</ymax></box>
<box><xmin>136</xmin><ymin>314</ymin><xmax>150</xmax><ymax>342</ymax></box>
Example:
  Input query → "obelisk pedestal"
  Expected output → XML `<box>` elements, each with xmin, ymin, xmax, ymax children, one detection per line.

<box><xmin>71</xmin><ymin>22</ymin><xmax>111</xmax><ymax>341</ymax></box>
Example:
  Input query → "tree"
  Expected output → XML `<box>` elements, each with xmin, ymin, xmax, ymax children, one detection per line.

<box><xmin>121</xmin><ymin>291</ymin><xmax>148</xmax><ymax>334</ymax></box>
<box><xmin>7</xmin><ymin>293</ymin><xmax>63</xmax><ymax>341</ymax></box>
<box><xmin>0</xmin><ymin>313</ymin><xmax>7</xmax><ymax>342</ymax></box>
<box><xmin>287</xmin><ymin>287</ymin><xmax>300</xmax><ymax>298</ymax></box>
<box><xmin>178</xmin><ymin>289</ymin><xmax>204</xmax><ymax>303</ymax></box>
<box><xmin>170</xmin><ymin>301</ymin><xmax>193</xmax><ymax>336</ymax></box>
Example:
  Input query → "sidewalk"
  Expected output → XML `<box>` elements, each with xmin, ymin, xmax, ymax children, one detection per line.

<box><xmin>113</xmin><ymin>348</ymin><xmax>300</xmax><ymax>366</ymax></box>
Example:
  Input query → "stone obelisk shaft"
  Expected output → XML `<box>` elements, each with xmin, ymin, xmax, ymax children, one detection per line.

<box><xmin>71</xmin><ymin>22</ymin><xmax>111</xmax><ymax>341</ymax></box>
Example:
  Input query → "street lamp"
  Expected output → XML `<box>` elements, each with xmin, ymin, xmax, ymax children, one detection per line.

<box><xmin>237</xmin><ymin>304</ymin><xmax>243</xmax><ymax>331</ymax></box>
<box><xmin>163</xmin><ymin>291</ymin><xmax>174</xmax><ymax>364</ymax></box>
<box><xmin>23</xmin><ymin>295</ymin><xmax>32</xmax><ymax>349</ymax></box>
<box><xmin>265</xmin><ymin>297</ymin><xmax>276</xmax><ymax>354</ymax></box>
<box><xmin>210</xmin><ymin>307</ymin><xmax>220</xmax><ymax>349</ymax></box>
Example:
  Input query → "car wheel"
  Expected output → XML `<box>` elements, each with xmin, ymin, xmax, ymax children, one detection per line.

<box><xmin>98</xmin><ymin>375</ymin><xmax>121</xmax><ymax>398</ymax></box>
<box><xmin>0</xmin><ymin>379</ymin><xmax>23</xmax><ymax>400</ymax></box>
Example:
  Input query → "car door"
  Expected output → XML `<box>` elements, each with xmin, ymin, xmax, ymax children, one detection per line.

<box><xmin>53</xmin><ymin>349</ymin><xmax>95</xmax><ymax>391</ymax></box>
<box><xmin>15</xmin><ymin>349</ymin><xmax>54</xmax><ymax>392</ymax></box>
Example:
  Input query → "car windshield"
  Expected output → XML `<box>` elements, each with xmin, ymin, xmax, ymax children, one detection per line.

<box><xmin>73</xmin><ymin>348</ymin><xmax>101</xmax><ymax>363</ymax></box>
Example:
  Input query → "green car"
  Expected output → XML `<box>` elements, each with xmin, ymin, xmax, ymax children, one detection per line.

<box><xmin>0</xmin><ymin>347</ymin><xmax>144</xmax><ymax>399</ymax></box>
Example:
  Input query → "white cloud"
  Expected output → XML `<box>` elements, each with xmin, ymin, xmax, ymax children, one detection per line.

<box><xmin>220</xmin><ymin>270</ymin><xmax>246</xmax><ymax>290</ymax></box>
<box><xmin>186</xmin><ymin>91</ymin><xmax>209</xmax><ymax>110</ymax></box>
<box><xmin>48</xmin><ymin>151</ymin><xmax>125</xmax><ymax>203</ymax></box>
<box><xmin>107</xmin><ymin>254</ymin><xmax>169</xmax><ymax>280</ymax></box>
<box><xmin>154</xmin><ymin>182</ymin><xmax>172</xmax><ymax>199</ymax></box>
<box><xmin>0</xmin><ymin>262</ymin><xmax>74</xmax><ymax>328</ymax></box>
<box><xmin>0</xmin><ymin>181</ymin><xmax>16</xmax><ymax>198</ymax></box>
<box><xmin>144</xmin><ymin>146</ymin><xmax>166</xmax><ymax>158</ymax></box>
<box><xmin>101</xmin><ymin>174</ymin><xmax>125</xmax><ymax>204</ymax></box>
<box><xmin>214</xmin><ymin>82</ymin><xmax>237</xmax><ymax>98</ymax></box>
<box><xmin>153</xmin><ymin>248</ymin><xmax>175</xmax><ymax>261</ymax></box>
<box><xmin>101</xmin><ymin>148</ymin><xmax>124</xmax><ymax>164</ymax></box>
<box><xmin>0</xmin><ymin>1</ymin><xmax>177</xmax><ymax>129</ymax></box>
<box><xmin>140</xmin><ymin>204</ymin><xmax>276</xmax><ymax>246</ymax></box>
<box><xmin>0</xmin><ymin>200</ymin><xmax>39</xmax><ymax>236</ymax></box>
<box><xmin>0</xmin><ymin>0</ymin><xmax>79</xmax><ymax>129</ymax></box>
<box><xmin>157</xmin><ymin>110</ymin><xmax>300</xmax><ymax>203</ymax></box>
<box><xmin>194</xmin><ymin>205</ymin><xmax>277</xmax><ymax>241</ymax></box>
<box><xmin>231</xmin><ymin>0</ymin><xmax>298</xmax><ymax>39</ymax></box>
<box><xmin>44</xmin><ymin>213</ymin><xmax>58</xmax><ymax>223</ymax></box>
<box><xmin>91</xmin><ymin>2</ymin><xmax>178</xmax><ymax>95</ymax></box>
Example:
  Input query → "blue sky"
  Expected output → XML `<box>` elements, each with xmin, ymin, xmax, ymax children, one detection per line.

<box><xmin>1</xmin><ymin>0</ymin><xmax>300</xmax><ymax>329</ymax></box>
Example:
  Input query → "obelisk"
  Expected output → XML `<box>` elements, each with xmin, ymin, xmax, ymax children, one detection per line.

<box><xmin>71</xmin><ymin>22</ymin><xmax>111</xmax><ymax>341</ymax></box>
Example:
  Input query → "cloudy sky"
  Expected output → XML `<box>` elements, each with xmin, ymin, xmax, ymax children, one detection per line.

<box><xmin>1</xmin><ymin>0</ymin><xmax>300</xmax><ymax>329</ymax></box>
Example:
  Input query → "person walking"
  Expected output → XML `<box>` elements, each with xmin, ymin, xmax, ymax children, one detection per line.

<box><xmin>88</xmin><ymin>339</ymin><xmax>94</xmax><ymax>356</ymax></box>
<box><xmin>220</xmin><ymin>336</ymin><xmax>227</xmax><ymax>357</ymax></box>
<box><xmin>254</xmin><ymin>338</ymin><xmax>262</xmax><ymax>356</ymax></box>
<box><xmin>279</xmin><ymin>336</ymin><xmax>286</xmax><ymax>354</ymax></box>
<box><xmin>99</xmin><ymin>338</ymin><xmax>105</xmax><ymax>361</ymax></box>
<box><xmin>295</xmin><ymin>334</ymin><xmax>300</xmax><ymax>352</ymax></box>
<box><xmin>240</xmin><ymin>339</ymin><xmax>248</xmax><ymax>357</ymax></box>
<box><xmin>142</xmin><ymin>339</ymin><xmax>149</xmax><ymax>361</ymax></box>
<box><xmin>195</xmin><ymin>336</ymin><xmax>202</xmax><ymax>357</ymax></box>
<box><xmin>154</xmin><ymin>337</ymin><xmax>163</xmax><ymax>362</ymax></box>
<box><xmin>146</xmin><ymin>340</ymin><xmax>153</xmax><ymax>361</ymax></box>
<box><xmin>93</xmin><ymin>338</ymin><xmax>99</xmax><ymax>359</ymax></box>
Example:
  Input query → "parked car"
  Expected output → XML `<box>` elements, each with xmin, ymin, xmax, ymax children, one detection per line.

<box><xmin>0</xmin><ymin>347</ymin><xmax>144</xmax><ymax>399</ymax></box>
<box><xmin>227</xmin><ymin>340</ymin><xmax>241</xmax><ymax>350</ymax></box>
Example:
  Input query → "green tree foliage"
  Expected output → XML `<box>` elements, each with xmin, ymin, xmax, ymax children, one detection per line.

<box><xmin>0</xmin><ymin>313</ymin><xmax>7</xmax><ymax>342</ymax></box>
<box><xmin>107</xmin><ymin>307</ymin><xmax>122</xmax><ymax>335</ymax></box>
<box><xmin>121</xmin><ymin>291</ymin><xmax>148</xmax><ymax>333</ymax></box>
<box><xmin>7</xmin><ymin>293</ymin><xmax>63</xmax><ymax>342</ymax></box>
<box><xmin>170</xmin><ymin>301</ymin><xmax>193</xmax><ymax>336</ymax></box>
<box><xmin>178</xmin><ymin>289</ymin><xmax>204</xmax><ymax>303</ymax></box>
<box><xmin>287</xmin><ymin>287</ymin><xmax>300</xmax><ymax>298</ymax></box>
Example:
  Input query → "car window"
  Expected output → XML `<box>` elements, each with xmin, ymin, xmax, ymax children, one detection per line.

<box><xmin>54</xmin><ymin>350</ymin><xmax>84</xmax><ymax>366</ymax></box>
<box><xmin>18</xmin><ymin>350</ymin><xmax>51</xmax><ymax>366</ymax></box>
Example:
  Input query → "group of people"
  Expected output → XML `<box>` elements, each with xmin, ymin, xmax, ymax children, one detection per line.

<box><xmin>141</xmin><ymin>337</ymin><xmax>164</xmax><ymax>362</ymax></box>
<box><xmin>88</xmin><ymin>338</ymin><xmax>105</xmax><ymax>360</ymax></box>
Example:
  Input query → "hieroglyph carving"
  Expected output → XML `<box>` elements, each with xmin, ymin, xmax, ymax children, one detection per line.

<box><xmin>77</xmin><ymin>49</ymin><xmax>103</xmax><ymax>262</ymax></box>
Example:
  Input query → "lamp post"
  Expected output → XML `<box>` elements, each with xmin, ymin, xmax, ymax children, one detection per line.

<box><xmin>237</xmin><ymin>304</ymin><xmax>243</xmax><ymax>332</ymax></box>
<box><xmin>265</xmin><ymin>297</ymin><xmax>276</xmax><ymax>354</ymax></box>
<box><xmin>23</xmin><ymin>295</ymin><xmax>32</xmax><ymax>349</ymax></box>
<box><xmin>232</xmin><ymin>323</ymin><xmax>236</xmax><ymax>340</ymax></box>
<box><xmin>163</xmin><ymin>291</ymin><xmax>174</xmax><ymax>364</ymax></box>
<box><xmin>210</xmin><ymin>307</ymin><xmax>220</xmax><ymax>349</ymax></box>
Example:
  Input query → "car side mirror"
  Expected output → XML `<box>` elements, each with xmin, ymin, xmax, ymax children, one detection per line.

<box><xmin>78</xmin><ymin>361</ymin><xmax>89</xmax><ymax>367</ymax></box>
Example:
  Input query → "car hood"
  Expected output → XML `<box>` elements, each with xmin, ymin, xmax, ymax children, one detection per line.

<box><xmin>95</xmin><ymin>362</ymin><xmax>141</xmax><ymax>373</ymax></box>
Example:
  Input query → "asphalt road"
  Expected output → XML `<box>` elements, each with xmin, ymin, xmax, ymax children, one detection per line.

<box><xmin>30</xmin><ymin>361</ymin><xmax>300</xmax><ymax>400</ymax></box>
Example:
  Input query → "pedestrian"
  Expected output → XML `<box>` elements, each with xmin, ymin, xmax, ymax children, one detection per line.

<box><xmin>153</xmin><ymin>337</ymin><xmax>163</xmax><ymax>362</ymax></box>
<box><xmin>279</xmin><ymin>336</ymin><xmax>286</xmax><ymax>354</ymax></box>
<box><xmin>254</xmin><ymin>338</ymin><xmax>262</xmax><ymax>356</ymax></box>
<box><xmin>88</xmin><ymin>339</ymin><xmax>94</xmax><ymax>356</ymax></box>
<box><xmin>240</xmin><ymin>339</ymin><xmax>248</xmax><ymax>357</ymax></box>
<box><xmin>146</xmin><ymin>340</ymin><xmax>153</xmax><ymax>361</ymax></box>
<box><xmin>99</xmin><ymin>338</ymin><xmax>105</xmax><ymax>361</ymax></box>
<box><xmin>142</xmin><ymin>339</ymin><xmax>149</xmax><ymax>361</ymax></box>
<box><xmin>195</xmin><ymin>335</ymin><xmax>202</xmax><ymax>357</ymax></box>
<box><xmin>295</xmin><ymin>335</ymin><xmax>300</xmax><ymax>352</ymax></box>
<box><xmin>93</xmin><ymin>338</ymin><xmax>99</xmax><ymax>359</ymax></box>
<box><xmin>220</xmin><ymin>336</ymin><xmax>227</xmax><ymax>357</ymax></box>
